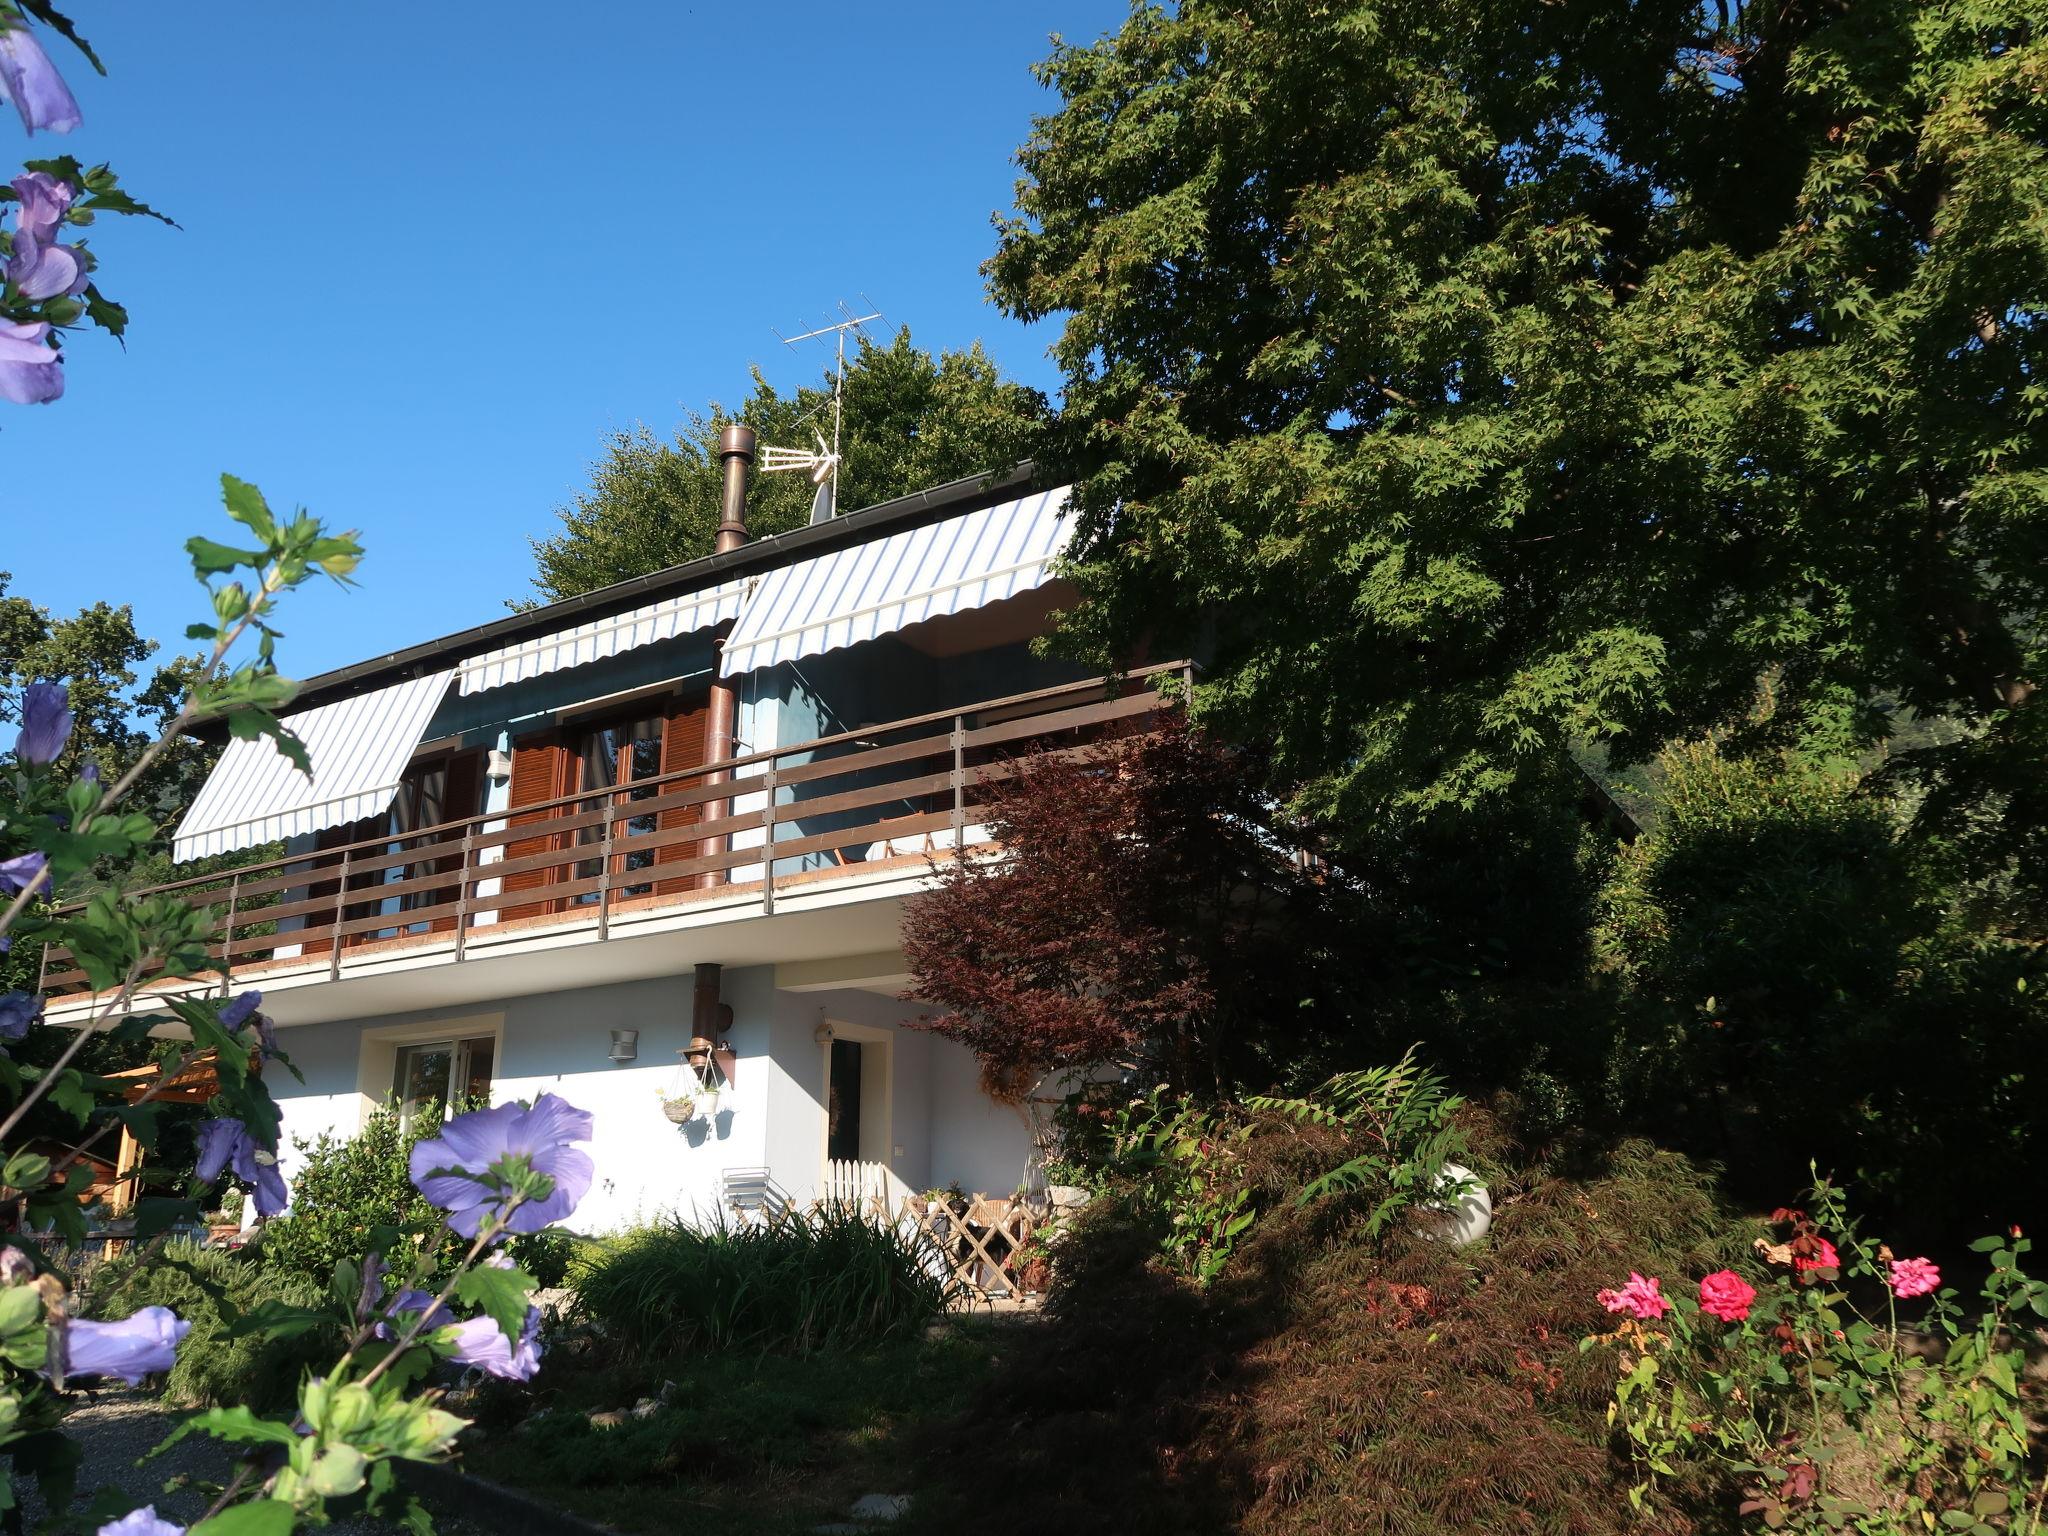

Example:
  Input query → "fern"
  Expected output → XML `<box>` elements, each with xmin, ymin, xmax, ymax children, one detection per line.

<box><xmin>1247</xmin><ymin>1047</ymin><xmax>1471</xmax><ymax>1235</ymax></box>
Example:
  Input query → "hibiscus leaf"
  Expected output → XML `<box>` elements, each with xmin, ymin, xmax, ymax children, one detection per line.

<box><xmin>452</xmin><ymin>1261</ymin><xmax>536</xmax><ymax>1344</ymax></box>
<box><xmin>132</xmin><ymin>1196</ymin><xmax>203</xmax><ymax>1241</ymax></box>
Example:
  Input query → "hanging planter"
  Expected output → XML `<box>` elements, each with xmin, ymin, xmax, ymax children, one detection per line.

<box><xmin>658</xmin><ymin>1090</ymin><xmax>698</xmax><ymax>1125</ymax></box>
<box><xmin>658</xmin><ymin>1039</ymin><xmax>730</xmax><ymax>1126</ymax></box>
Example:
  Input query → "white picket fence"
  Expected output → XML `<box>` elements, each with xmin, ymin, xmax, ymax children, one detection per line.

<box><xmin>821</xmin><ymin>1158</ymin><xmax>908</xmax><ymax>1215</ymax></box>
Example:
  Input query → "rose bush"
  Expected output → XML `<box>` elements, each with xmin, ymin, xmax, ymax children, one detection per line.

<box><xmin>1588</xmin><ymin>1181</ymin><xmax>2047</xmax><ymax>1532</ymax></box>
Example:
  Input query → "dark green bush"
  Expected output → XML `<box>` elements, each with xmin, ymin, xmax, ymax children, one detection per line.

<box><xmin>255</xmin><ymin>1103</ymin><xmax>448</xmax><ymax>1284</ymax></box>
<box><xmin>573</xmin><ymin>1206</ymin><xmax>953</xmax><ymax>1356</ymax></box>
<box><xmin>84</xmin><ymin>1241</ymin><xmax>337</xmax><ymax>1412</ymax></box>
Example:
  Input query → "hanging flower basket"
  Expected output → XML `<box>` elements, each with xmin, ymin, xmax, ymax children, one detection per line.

<box><xmin>660</xmin><ymin>1095</ymin><xmax>697</xmax><ymax>1125</ymax></box>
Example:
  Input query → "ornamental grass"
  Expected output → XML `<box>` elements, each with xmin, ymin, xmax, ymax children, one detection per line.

<box><xmin>571</xmin><ymin>1202</ymin><xmax>954</xmax><ymax>1358</ymax></box>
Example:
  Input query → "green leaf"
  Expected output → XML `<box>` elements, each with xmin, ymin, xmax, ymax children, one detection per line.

<box><xmin>44</xmin><ymin>1070</ymin><xmax>93</xmax><ymax>1126</ymax></box>
<box><xmin>221</xmin><ymin>1299</ymin><xmax>337</xmax><ymax>1342</ymax></box>
<box><xmin>133</xmin><ymin>1197</ymin><xmax>204</xmax><ymax>1240</ymax></box>
<box><xmin>452</xmin><ymin>1260</ymin><xmax>536</xmax><ymax>1344</ymax></box>
<box><xmin>15</xmin><ymin>0</ymin><xmax>103</xmax><ymax>73</ymax></box>
<box><xmin>220</xmin><ymin>474</ymin><xmax>279</xmax><ymax>542</ymax></box>
<box><xmin>191</xmin><ymin>1501</ymin><xmax>297</xmax><ymax>1536</ymax></box>
<box><xmin>185</xmin><ymin>536</ymin><xmax>264</xmax><ymax>578</ymax></box>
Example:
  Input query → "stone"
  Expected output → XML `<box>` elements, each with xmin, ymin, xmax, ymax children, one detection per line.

<box><xmin>848</xmin><ymin>1494</ymin><xmax>913</xmax><ymax>1521</ymax></box>
<box><xmin>1048</xmin><ymin>1184</ymin><xmax>1092</xmax><ymax>1213</ymax></box>
<box><xmin>630</xmin><ymin>1397</ymin><xmax>661</xmax><ymax>1419</ymax></box>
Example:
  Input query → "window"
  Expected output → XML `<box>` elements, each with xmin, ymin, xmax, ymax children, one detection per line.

<box><xmin>319</xmin><ymin>748</ymin><xmax>488</xmax><ymax>943</ymax></box>
<box><xmin>573</xmin><ymin>714</ymin><xmax>666</xmax><ymax>900</ymax></box>
<box><xmin>392</xmin><ymin>1035</ymin><xmax>496</xmax><ymax>1130</ymax></box>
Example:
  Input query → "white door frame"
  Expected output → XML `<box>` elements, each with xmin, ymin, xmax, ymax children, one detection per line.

<box><xmin>818</xmin><ymin>1017</ymin><xmax>893</xmax><ymax>1181</ymax></box>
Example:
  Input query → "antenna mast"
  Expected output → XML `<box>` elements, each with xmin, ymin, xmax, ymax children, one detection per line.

<box><xmin>761</xmin><ymin>301</ymin><xmax>882</xmax><ymax>524</ymax></box>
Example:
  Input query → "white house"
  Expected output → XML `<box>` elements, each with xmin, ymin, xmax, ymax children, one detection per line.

<box><xmin>42</xmin><ymin>431</ymin><xmax>1186</xmax><ymax>1233</ymax></box>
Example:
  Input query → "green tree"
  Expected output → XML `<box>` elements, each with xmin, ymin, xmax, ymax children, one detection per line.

<box><xmin>0</xmin><ymin>572</ymin><xmax>209</xmax><ymax>819</ymax></box>
<box><xmin>525</xmin><ymin>327</ymin><xmax>1047</xmax><ymax>603</ymax></box>
<box><xmin>988</xmin><ymin>0</ymin><xmax>2047</xmax><ymax>924</ymax></box>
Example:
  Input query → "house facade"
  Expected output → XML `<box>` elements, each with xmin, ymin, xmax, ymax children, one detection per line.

<box><xmin>43</xmin><ymin>433</ymin><xmax>1184</xmax><ymax>1233</ymax></box>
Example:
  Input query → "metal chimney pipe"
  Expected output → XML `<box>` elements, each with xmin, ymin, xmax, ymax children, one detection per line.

<box><xmin>701</xmin><ymin>426</ymin><xmax>754</xmax><ymax>888</ymax></box>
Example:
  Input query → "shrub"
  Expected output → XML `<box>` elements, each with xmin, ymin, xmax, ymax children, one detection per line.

<box><xmin>573</xmin><ymin>1205</ymin><xmax>954</xmax><ymax>1356</ymax></box>
<box><xmin>255</xmin><ymin>1103</ymin><xmax>448</xmax><ymax>1284</ymax></box>
<box><xmin>1594</xmin><ymin>1182</ymin><xmax>2048</xmax><ymax>1533</ymax></box>
<box><xmin>913</xmin><ymin>1114</ymin><xmax>1749</xmax><ymax>1535</ymax></box>
<box><xmin>82</xmin><ymin>1241</ymin><xmax>337</xmax><ymax>1412</ymax></box>
<box><xmin>257</xmin><ymin>1100</ymin><xmax>574</xmax><ymax>1286</ymax></box>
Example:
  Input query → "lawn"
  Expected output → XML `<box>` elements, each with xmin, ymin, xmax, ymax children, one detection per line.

<box><xmin>458</xmin><ymin>1314</ymin><xmax>1013</xmax><ymax>1536</ymax></box>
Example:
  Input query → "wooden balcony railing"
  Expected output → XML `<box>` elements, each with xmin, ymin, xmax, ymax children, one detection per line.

<box><xmin>40</xmin><ymin>663</ymin><xmax>1190</xmax><ymax>999</ymax></box>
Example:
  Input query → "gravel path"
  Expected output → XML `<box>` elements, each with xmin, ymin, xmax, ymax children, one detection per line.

<box><xmin>31</xmin><ymin>1391</ymin><xmax>471</xmax><ymax>1534</ymax></box>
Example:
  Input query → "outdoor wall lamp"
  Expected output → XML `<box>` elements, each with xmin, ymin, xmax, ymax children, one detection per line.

<box><xmin>608</xmin><ymin>1028</ymin><xmax>639</xmax><ymax>1063</ymax></box>
<box><xmin>813</xmin><ymin>1018</ymin><xmax>834</xmax><ymax>1047</ymax></box>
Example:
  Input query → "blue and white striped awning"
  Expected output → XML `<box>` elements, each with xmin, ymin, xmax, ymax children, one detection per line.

<box><xmin>456</xmin><ymin>577</ymin><xmax>751</xmax><ymax>697</ymax></box>
<box><xmin>171</xmin><ymin>671</ymin><xmax>456</xmax><ymax>862</ymax></box>
<box><xmin>717</xmin><ymin>487</ymin><xmax>1072</xmax><ymax>678</ymax></box>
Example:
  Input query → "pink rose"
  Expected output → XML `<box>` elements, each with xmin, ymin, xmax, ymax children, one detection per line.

<box><xmin>1794</xmin><ymin>1237</ymin><xmax>1839</xmax><ymax>1274</ymax></box>
<box><xmin>1888</xmin><ymin>1256</ymin><xmax>1940</xmax><ymax>1299</ymax></box>
<box><xmin>1597</xmin><ymin>1272</ymin><xmax>1672</xmax><ymax>1322</ymax></box>
<box><xmin>1698</xmin><ymin>1268</ymin><xmax>1757</xmax><ymax>1323</ymax></box>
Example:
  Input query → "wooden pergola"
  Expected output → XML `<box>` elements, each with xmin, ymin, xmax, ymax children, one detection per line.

<box><xmin>102</xmin><ymin>1050</ymin><xmax>239</xmax><ymax>1216</ymax></box>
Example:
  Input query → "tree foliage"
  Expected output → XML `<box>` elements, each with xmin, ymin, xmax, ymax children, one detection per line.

<box><xmin>990</xmin><ymin>0</ymin><xmax>2048</xmax><ymax>925</ymax></box>
<box><xmin>901</xmin><ymin>718</ymin><xmax>1355</xmax><ymax>1097</ymax></box>
<box><xmin>524</xmin><ymin>327</ymin><xmax>1047</xmax><ymax>603</ymax></box>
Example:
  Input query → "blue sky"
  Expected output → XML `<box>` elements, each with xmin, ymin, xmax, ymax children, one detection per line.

<box><xmin>2</xmin><ymin>2</ymin><xmax>1119</xmax><ymax>682</ymax></box>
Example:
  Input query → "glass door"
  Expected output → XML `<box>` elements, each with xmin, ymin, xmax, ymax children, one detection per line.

<box><xmin>392</xmin><ymin>1035</ymin><xmax>496</xmax><ymax>1129</ymax></box>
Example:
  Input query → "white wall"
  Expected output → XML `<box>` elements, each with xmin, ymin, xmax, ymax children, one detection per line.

<box><xmin>265</xmin><ymin>964</ymin><xmax>1036</xmax><ymax>1234</ymax></box>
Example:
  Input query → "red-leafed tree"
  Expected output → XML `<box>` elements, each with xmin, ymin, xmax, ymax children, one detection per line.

<box><xmin>901</xmin><ymin>716</ymin><xmax>1347</xmax><ymax>1099</ymax></box>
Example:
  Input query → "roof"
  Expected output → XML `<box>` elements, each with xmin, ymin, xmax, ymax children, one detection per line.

<box><xmin>236</xmin><ymin>461</ymin><xmax>1038</xmax><ymax>728</ymax></box>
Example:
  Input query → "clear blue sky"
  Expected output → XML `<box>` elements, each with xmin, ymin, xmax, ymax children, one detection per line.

<box><xmin>2</xmin><ymin>1</ymin><xmax>1118</xmax><ymax>682</ymax></box>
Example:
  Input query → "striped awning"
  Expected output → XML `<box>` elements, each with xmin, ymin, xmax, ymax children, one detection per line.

<box><xmin>718</xmin><ymin>487</ymin><xmax>1071</xmax><ymax>678</ymax></box>
<box><xmin>455</xmin><ymin>578</ymin><xmax>750</xmax><ymax>696</ymax></box>
<box><xmin>171</xmin><ymin>671</ymin><xmax>456</xmax><ymax>863</ymax></box>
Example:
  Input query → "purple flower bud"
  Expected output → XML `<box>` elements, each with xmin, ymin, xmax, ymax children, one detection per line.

<box><xmin>15</xmin><ymin>682</ymin><xmax>71</xmax><ymax>766</ymax></box>
<box><xmin>78</xmin><ymin>760</ymin><xmax>98</xmax><ymax>784</ymax></box>
<box><xmin>0</xmin><ymin>851</ymin><xmax>47</xmax><ymax>896</ymax></box>
<box><xmin>444</xmin><ymin>1307</ymin><xmax>543</xmax><ymax>1382</ymax></box>
<box><xmin>0</xmin><ymin>319</ymin><xmax>62</xmax><ymax>405</ymax></box>
<box><xmin>0</xmin><ymin>20</ymin><xmax>80</xmax><ymax>136</ymax></box>
<box><xmin>0</xmin><ymin>991</ymin><xmax>39</xmax><ymax>1043</ymax></box>
<box><xmin>60</xmin><ymin>1307</ymin><xmax>189</xmax><ymax>1384</ymax></box>
<box><xmin>195</xmin><ymin>1118</ymin><xmax>287</xmax><ymax>1218</ymax></box>
<box><xmin>218</xmin><ymin>991</ymin><xmax>262</xmax><ymax>1031</ymax></box>
<box><xmin>96</xmin><ymin>1510</ymin><xmax>184</xmax><ymax>1536</ymax></box>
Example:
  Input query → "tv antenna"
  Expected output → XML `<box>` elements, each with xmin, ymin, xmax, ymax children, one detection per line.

<box><xmin>761</xmin><ymin>301</ymin><xmax>882</xmax><ymax>524</ymax></box>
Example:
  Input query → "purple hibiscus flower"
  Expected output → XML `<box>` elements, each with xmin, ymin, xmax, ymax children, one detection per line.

<box><xmin>0</xmin><ymin>990</ymin><xmax>39</xmax><ymax>1042</ymax></box>
<box><xmin>0</xmin><ymin>319</ymin><xmax>61</xmax><ymax>404</ymax></box>
<box><xmin>0</xmin><ymin>850</ymin><xmax>47</xmax><ymax>895</ymax></box>
<box><xmin>60</xmin><ymin>1306</ymin><xmax>188</xmax><ymax>1384</ymax></box>
<box><xmin>446</xmin><ymin>1306</ymin><xmax>543</xmax><ymax>1381</ymax></box>
<box><xmin>195</xmin><ymin>1118</ymin><xmax>287</xmax><ymax>1218</ymax></box>
<box><xmin>15</xmin><ymin>682</ymin><xmax>70</xmax><ymax>765</ymax></box>
<box><xmin>0</xmin><ymin>19</ymin><xmax>79</xmax><ymax>136</ymax></box>
<box><xmin>10</xmin><ymin>171</ymin><xmax>69</xmax><ymax>242</ymax></box>
<box><xmin>96</xmin><ymin>1509</ymin><xmax>184</xmax><ymax>1536</ymax></box>
<box><xmin>409</xmin><ymin>1093</ymin><xmax>593</xmax><ymax>1238</ymax></box>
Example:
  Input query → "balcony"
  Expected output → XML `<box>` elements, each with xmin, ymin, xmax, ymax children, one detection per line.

<box><xmin>40</xmin><ymin>663</ymin><xmax>1189</xmax><ymax>1026</ymax></box>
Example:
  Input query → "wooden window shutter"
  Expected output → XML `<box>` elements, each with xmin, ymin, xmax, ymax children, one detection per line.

<box><xmin>653</xmin><ymin>693</ymin><xmax>710</xmax><ymax>895</ymax></box>
<box><xmin>428</xmin><ymin>750</ymin><xmax>484</xmax><ymax>934</ymax></box>
<box><xmin>500</xmin><ymin>731</ymin><xmax>570</xmax><ymax>922</ymax></box>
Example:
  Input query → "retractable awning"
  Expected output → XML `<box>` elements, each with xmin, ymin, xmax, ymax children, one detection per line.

<box><xmin>455</xmin><ymin>577</ymin><xmax>751</xmax><ymax>697</ymax></box>
<box><xmin>171</xmin><ymin>670</ymin><xmax>456</xmax><ymax>862</ymax></box>
<box><xmin>717</xmin><ymin>487</ymin><xmax>1071</xmax><ymax>678</ymax></box>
